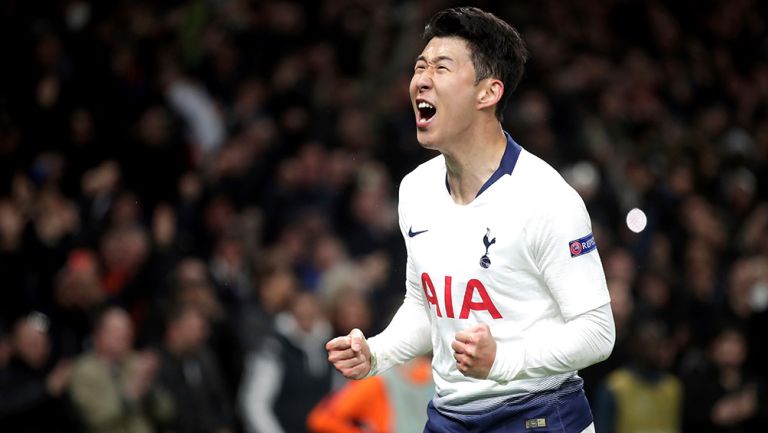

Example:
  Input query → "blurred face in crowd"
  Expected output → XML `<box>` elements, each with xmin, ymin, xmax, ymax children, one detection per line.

<box><xmin>292</xmin><ymin>292</ymin><xmax>321</xmax><ymax>334</ymax></box>
<box><xmin>100</xmin><ymin>226</ymin><xmax>150</xmax><ymax>273</ymax></box>
<box><xmin>711</xmin><ymin>328</ymin><xmax>747</xmax><ymax>370</ymax></box>
<box><xmin>168</xmin><ymin>308</ymin><xmax>209</xmax><ymax>354</ymax></box>
<box><xmin>260</xmin><ymin>271</ymin><xmax>298</xmax><ymax>314</ymax></box>
<box><xmin>633</xmin><ymin>321</ymin><xmax>674</xmax><ymax>371</ymax></box>
<box><xmin>177</xmin><ymin>284</ymin><xmax>222</xmax><ymax>320</ymax></box>
<box><xmin>13</xmin><ymin>317</ymin><xmax>50</xmax><ymax>369</ymax></box>
<box><xmin>176</xmin><ymin>257</ymin><xmax>210</xmax><ymax>288</ymax></box>
<box><xmin>332</xmin><ymin>290</ymin><xmax>372</xmax><ymax>335</ymax></box>
<box><xmin>94</xmin><ymin>308</ymin><xmax>134</xmax><ymax>361</ymax></box>
<box><xmin>55</xmin><ymin>249</ymin><xmax>104</xmax><ymax>310</ymax></box>
<box><xmin>410</xmin><ymin>37</ymin><xmax>483</xmax><ymax>150</ymax></box>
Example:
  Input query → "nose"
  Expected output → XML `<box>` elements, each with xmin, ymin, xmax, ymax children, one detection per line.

<box><xmin>414</xmin><ymin>69</ymin><xmax>434</xmax><ymax>92</ymax></box>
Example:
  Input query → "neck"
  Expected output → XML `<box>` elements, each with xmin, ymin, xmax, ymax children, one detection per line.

<box><xmin>442</xmin><ymin>119</ymin><xmax>507</xmax><ymax>205</ymax></box>
<box><xmin>96</xmin><ymin>351</ymin><xmax>120</xmax><ymax>365</ymax></box>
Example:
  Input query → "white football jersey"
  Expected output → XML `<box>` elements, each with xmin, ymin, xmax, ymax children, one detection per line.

<box><xmin>368</xmin><ymin>133</ymin><xmax>611</xmax><ymax>412</ymax></box>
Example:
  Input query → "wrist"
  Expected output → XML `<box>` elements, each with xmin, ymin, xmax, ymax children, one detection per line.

<box><xmin>486</xmin><ymin>340</ymin><xmax>525</xmax><ymax>384</ymax></box>
<box><xmin>364</xmin><ymin>349</ymin><xmax>377</xmax><ymax>378</ymax></box>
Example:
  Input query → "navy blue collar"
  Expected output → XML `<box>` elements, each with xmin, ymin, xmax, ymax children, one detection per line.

<box><xmin>445</xmin><ymin>131</ymin><xmax>522</xmax><ymax>198</ymax></box>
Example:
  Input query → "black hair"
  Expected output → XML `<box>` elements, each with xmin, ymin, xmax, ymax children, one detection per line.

<box><xmin>423</xmin><ymin>7</ymin><xmax>528</xmax><ymax>121</ymax></box>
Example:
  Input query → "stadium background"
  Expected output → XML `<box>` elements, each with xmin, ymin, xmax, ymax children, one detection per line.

<box><xmin>0</xmin><ymin>0</ymin><xmax>766</xmax><ymax>432</ymax></box>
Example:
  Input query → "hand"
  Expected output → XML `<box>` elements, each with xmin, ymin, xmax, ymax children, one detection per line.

<box><xmin>712</xmin><ymin>388</ymin><xmax>757</xmax><ymax>426</ymax></box>
<box><xmin>46</xmin><ymin>359</ymin><xmax>74</xmax><ymax>396</ymax></box>
<box><xmin>326</xmin><ymin>328</ymin><xmax>371</xmax><ymax>379</ymax></box>
<box><xmin>452</xmin><ymin>323</ymin><xmax>497</xmax><ymax>379</ymax></box>
<box><xmin>125</xmin><ymin>351</ymin><xmax>160</xmax><ymax>400</ymax></box>
<box><xmin>135</xmin><ymin>350</ymin><xmax>160</xmax><ymax>380</ymax></box>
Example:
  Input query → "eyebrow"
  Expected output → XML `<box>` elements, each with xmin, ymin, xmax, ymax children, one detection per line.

<box><xmin>415</xmin><ymin>55</ymin><xmax>455</xmax><ymax>64</ymax></box>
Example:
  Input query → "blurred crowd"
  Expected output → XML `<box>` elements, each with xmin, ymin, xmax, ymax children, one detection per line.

<box><xmin>0</xmin><ymin>0</ymin><xmax>767</xmax><ymax>432</ymax></box>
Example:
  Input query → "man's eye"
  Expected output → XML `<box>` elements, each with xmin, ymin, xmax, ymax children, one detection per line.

<box><xmin>415</xmin><ymin>65</ymin><xmax>426</xmax><ymax>71</ymax></box>
<box><xmin>437</xmin><ymin>66</ymin><xmax>448</xmax><ymax>71</ymax></box>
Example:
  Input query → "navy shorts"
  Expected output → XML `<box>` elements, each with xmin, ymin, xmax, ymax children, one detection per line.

<box><xmin>423</xmin><ymin>386</ymin><xmax>593</xmax><ymax>433</ymax></box>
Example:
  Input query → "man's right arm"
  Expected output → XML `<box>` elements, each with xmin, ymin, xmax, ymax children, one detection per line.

<box><xmin>326</xmin><ymin>255</ymin><xmax>432</xmax><ymax>379</ymax></box>
<box><xmin>328</xmin><ymin>177</ymin><xmax>432</xmax><ymax>378</ymax></box>
<box><xmin>365</xmin><ymin>259</ymin><xmax>432</xmax><ymax>375</ymax></box>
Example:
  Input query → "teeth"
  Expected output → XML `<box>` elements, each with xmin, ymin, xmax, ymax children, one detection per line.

<box><xmin>418</xmin><ymin>115</ymin><xmax>435</xmax><ymax>124</ymax></box>
<box><xmin>418</xmin><ymin>101</ymin><xmax>435</xmax><ymax>109</ymax></box>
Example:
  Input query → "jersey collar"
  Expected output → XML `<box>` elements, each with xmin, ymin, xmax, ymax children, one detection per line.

<box><xmin>445</xmin><ymin>131</ymin><xmax>523</xmax><ymax>198</ymax></box>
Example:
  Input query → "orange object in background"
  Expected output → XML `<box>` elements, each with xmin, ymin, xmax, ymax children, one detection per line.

<box><xmin>308</xmin><ymin>357</ymin><xmax>434</xmax><ymax>433</ymax></box>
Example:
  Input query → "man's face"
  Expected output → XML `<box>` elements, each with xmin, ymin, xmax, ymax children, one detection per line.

<box><xmin>95</xmin><ymin>310</ymin><xmax>134</xmax><ymax>360</ymax></box>
<box><xmin>14</xmin><ymin>321</ymin><xmax>50</xmax><ymax>369</ymax></box>
<box><xmin>410</xmin><ymin>37</ymin><xmax>479</xmax><ymax>149</ymax></box>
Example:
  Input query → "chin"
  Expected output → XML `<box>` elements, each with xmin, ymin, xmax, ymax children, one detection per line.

<box><xmin>416</xmin><ymin>129</ymin><xmax>440</xmax><ymax>150</ymax></box>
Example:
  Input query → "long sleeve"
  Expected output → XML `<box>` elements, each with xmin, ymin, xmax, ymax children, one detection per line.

<box><xmin>487</xmin><ymin>303</ymin><xmax>615</xmax><ymax>383</ymax></box>
<box><xmin>365</xmin><ymin>179</ymin><xmax>434</xmax><ymax>376</ymax></box>
<box><xmin>366</xmin><ymin>255</ymin><xmax>433</xmax><ymax>376</ymax></box>
<box><xmin>240</xmin><ymin>349</ymin><xmax>286</xmax><ymax>433</ymax></box>
<box><xmin>486</xmin><ymin>172</ymin><xmax>614</xmax><ymax>383</ymax></box>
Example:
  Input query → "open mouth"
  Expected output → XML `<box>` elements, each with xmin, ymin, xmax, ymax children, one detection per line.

<box><xmin>417</xmin><ymin>101</ymin><xmax>437</xmax><ymax>125</ymax></box>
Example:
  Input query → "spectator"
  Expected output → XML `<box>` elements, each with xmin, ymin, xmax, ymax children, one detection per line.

<box><xmin>0</xmin><ymin>0</ymin><xmax>767</xmax><ymax>431</ymax></box>
<box><xmin>175</xmin><ymin>270</ymin><xmax>244</xmax><ymax>407</ymax></box>
<box><xmin>327</xmin><ymin>287</ymin><xmax>373</xmax><ymax>338</ymax></box>
<box><xmin>594</xmin><ymin>319</ymin><xmax>682</xmax><ymax>433</ymax></box>
<box><xmin>136</xmin><ymin>256</ymin><xmax>244</xmax><ymax>400</ymax></box>
<box><xmin>720</xmin><ymin>258</ymin><xmax>768</xmax><ymax>372</ymax></box>
<box><xmin>49</xmin><ymin>249</ymin><xmax>104</xmax><ymax>358</ymax></box>
<box><xmin>240</xmin><ymin>292</ymin><xmax>335</xmax><ymax>433</ymax></box>
<box><xmin>69</xmin><ymin>307</ymin><xmax>172</xmax><ymax>433</ymax></box>
<box><xmin>237</xmin><ymin>266</ymin><xmax>300</xmax><ymax>351</ymax></box>
<box><xmin>682</xmin><ymin>324</ymin><xmax>767</xmax><ymax>432</ymax></box>
<box><xmin>156</xmin><ymin>304</ymin><xmax>234</xmax><ymax>433</ymax></box>
<box><xmin>0</xmin><ymin>313</ymin><xmax>77</xmax><ymax>433</ymax></box>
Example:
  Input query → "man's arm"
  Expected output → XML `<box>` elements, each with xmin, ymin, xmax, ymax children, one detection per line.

<box><xmin>364</xmin><ymin>180</ymin><xmax>434</xmax><ymax>375</ymax></box>
<box><xmin>454</xmin><ymin>182</ymin><xmax>615</xmax><ymax>381</ymax></box>
<box><xmin>327</xmin><ymin>256</ymin><xmax>432</xmax><ymax>379</ymax></box>
<box><xmin>365</xmin><ymin>272</ymin><xmax>432</xmax><ymax>376</ymax></box>
<box><xmin>486</xmin><ymin>303</ymin><xmax>614</xmax><ymax>382</ymax></box>
<box><xmin>327</xmin><ymin>180</ymin><xmax>433</xmax><ymax>379</ymax></box>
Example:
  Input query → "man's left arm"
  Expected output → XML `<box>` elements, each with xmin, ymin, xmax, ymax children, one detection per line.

<box><xmin>485</xmin><ymin>303</ymin><xmax>614</xmax><ymax>382</ymax></box>
<box><xmin>452</xmin><ymin>303</ymin><xmax>614</xmax><ymax>381</ymax></box>
<box><xmin>453</xmin><ymin>185</ymin><xmax>615</xmax><ymax>381</ymax></box>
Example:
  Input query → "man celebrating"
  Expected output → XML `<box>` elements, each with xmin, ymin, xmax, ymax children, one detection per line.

<box><xmin>327</xmin><ymin>7</ymin><xmax>614</xmax><ymax>433</ymax></box>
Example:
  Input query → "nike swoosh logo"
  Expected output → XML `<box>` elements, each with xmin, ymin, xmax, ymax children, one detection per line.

<box><xmin>408</xmin><ymin>227</ymin><xmax>429</xmax><ymax>237</ymax></box>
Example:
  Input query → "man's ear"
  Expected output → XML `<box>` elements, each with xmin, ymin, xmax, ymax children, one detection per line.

<box><xmin>477</xmin><ymin>78</ymin><xmax>504</xmax><ymax>111</ymax></box>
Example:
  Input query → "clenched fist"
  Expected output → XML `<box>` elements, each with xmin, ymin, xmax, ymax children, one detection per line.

<box><xmin>451</xmin><ymin>323</ymin><xmax>497</xmax><ymax>379</ymax></box>
<box><xmin>326</xmin><ymin>328</ymin><xmax>372</xmax><ymax>379</ymax></box>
